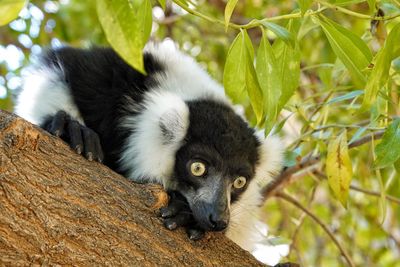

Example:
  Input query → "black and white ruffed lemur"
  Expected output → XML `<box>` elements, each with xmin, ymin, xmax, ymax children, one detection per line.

<box><xmin>15</xmin><ymin>41</ymin><xmax>283</xmax><ymax>252</ymax></box>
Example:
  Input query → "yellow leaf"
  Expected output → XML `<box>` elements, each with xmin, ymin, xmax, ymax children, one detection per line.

<box><xmin>0</xmin><ymin>0</ymin><xmax>27</xmax><ymax>26</ymax></box>
<box><xmin>326</xmin><ymin>130</ymin><xmax>353</xmax><ymax>207</ymax></box>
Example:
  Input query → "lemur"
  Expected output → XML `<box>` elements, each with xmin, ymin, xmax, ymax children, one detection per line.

<box><xmin>15</xmin><ymin>41</ymin><xmax>283</xmax><ymax>252</ymax></box>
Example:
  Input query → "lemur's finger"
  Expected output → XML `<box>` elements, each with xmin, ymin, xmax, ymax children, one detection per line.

<box><xmin>49</xmin><ymin>110</ymin><xmax>67</xmax><ymax>137</ymax></box>
<box><xmin>160</xmin><ymin>202</ymin><xmax>183</xmax><ymax>218</ymax></box>
<box><xmin>160</xmin><ymin>192</ymin><xmax>188</xmax><ymax>218</ymax></box>
<box><xmin>93</xmin><ymin>133</ymin><xmax>104</xmax><ymax>163</ymax></box>
<box><xmin>68</xmin><ymin>120</ymin><xmax>83</xmax><ymax>154</ymax></box>
<box><xmin>163</xmin><ymin>213</ymin><xmax>191</xmax><ymax>230</ymax></box>
<box><xmin>186</xmin><ymin>227</ymin><xmax>205</xmax><ymax>241</ymax></box>
<box><xmin>82</xmin><ymin>127</ymin><xmax>97</xmax><ymax>161</ymax></box>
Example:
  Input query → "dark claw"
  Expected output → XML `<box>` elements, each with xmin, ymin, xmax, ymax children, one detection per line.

<box><xmin>163</xmin><ymin>213</ymin><xmax>191</xmax><ymax>230</ymax></box>
<box><xmin>82</xmin><ymin>127</ymin><xmax>95</xmax><ymax>160</ymax></box>
<box><xmin>94</xmin><ymin>134</ymin><xmax>104</xmax><ymax>162</ymax></box>
<box><xmin>160</xmin><ymin>197</ymin><xmax>187</xmax><ymax>218</ymax></box>
<box><xmin>187</xmin><ymin>227</ymin><xmax>205</xmax><ymax>241</ymax></box>
<box><xmin>160</xmin><ymin>206</ymin><xmax>175</xmax><ymax>218</ymax></box>
<box><xmin>164</xmin><ymin>219</ymin><xmax>178</xmax><ymax>230</ymax></box>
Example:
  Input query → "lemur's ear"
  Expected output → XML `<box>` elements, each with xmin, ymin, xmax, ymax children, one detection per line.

<box><xmin>159</xmin><ymin>107</ymin><xmax>189</xmax><ymax>145</ymax></box>
<box><xmin>140</xmin><ymin>91</ymin><xmax>188</xmax><ymax>146</ymax></box>
<box><xmin>121</xmin><ymin>91</ymin><xmax>189</xmax><ymax>183</ymax></box>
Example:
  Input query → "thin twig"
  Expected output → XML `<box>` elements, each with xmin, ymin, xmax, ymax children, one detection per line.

<box><xmin>172</xmin><ymin>0</ymin><xmax>400</xmax><ymax>31</ymax></box>
<box><xmin>318</xmin><ymin>1</ymin><xmax>400</xmax><ymax>20</ymax></box>
<box><xmin>262</xmin><ymin>154</ymin><xmax>320</xmax><ymax>198</ymax></box>
<box><xmin>276</xmin><ymin>192</ymin><xmax>356</xmax><ymax>267</ymax></box>
<box><xmin>290</xmin><ymin>183</ymin><xmax>319</xmax><ymax>254</ymax></box>
<box><xmin>314</xmin><ymin>170</ymin><xmax>400</xmax><ymax>205</ymax></box>
<box><xmin>348</xmin><ymin>130</ymin><xmax>384</xmax><ymax>148</ymax></box>
<box><xmin>350</xmin><ymin>185</ymin><xmax>400</xmax><ymax>205</ymax></box>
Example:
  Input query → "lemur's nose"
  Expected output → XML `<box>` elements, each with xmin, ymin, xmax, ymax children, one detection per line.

<box><xmin>209</xmin><ymin>213</ymin><xmax>229</xmax><ymax>231</ymax></box>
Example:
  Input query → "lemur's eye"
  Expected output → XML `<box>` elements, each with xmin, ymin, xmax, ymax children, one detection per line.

<box><xmin>190</xmin><ymin>162</ymin><xmax>206</xmax><ymax>177</ymax></box>
<box><xmin>233</xmin><ymin>176</ymin><xmax>247</xmax><ymax>189</ymax></box>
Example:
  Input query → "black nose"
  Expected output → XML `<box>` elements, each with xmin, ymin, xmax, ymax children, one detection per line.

<box><xmin>209</xmin><ymin>214</ymin><xmax>229</xmax><ymax>231</ymax></box>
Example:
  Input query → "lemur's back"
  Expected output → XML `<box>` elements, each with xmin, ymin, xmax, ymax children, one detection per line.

<box><xmin>16</xmin><ymin>47</ymin><xmax>164</xmax><ymax>169</ymax></box>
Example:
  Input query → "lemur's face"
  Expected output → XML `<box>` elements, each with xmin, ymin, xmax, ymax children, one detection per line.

<box><xmin>172</xmin><ymin>101</ymin><xmax>260</xmax><ymax>231</ymax></box>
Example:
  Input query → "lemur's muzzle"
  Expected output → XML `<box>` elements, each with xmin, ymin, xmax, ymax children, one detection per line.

<box><xmin>191</xmin><ymin>176</ymin><xmax>230</xmax><ymax>231</ymax></box>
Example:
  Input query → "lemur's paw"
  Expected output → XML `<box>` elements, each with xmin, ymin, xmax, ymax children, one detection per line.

<box><xmin>42</xmin><ymin>110</ymin><xmax>104</xmax><ymax>162</ymax></box>
<box><xmin>160</xmin><ymin>191</ymin><xmax>205</xmax><ymax>240</ymax></box>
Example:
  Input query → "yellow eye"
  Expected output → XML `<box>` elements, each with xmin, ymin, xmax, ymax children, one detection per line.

<box><xmin>233</xmin><ymin>176</ymin><xmax>247</xmax><ymax>189</ymax></box>
<box><xmin>190</xmin><ymin>162</ymin><xmax>206</xmax><ymax>177</ymax></box>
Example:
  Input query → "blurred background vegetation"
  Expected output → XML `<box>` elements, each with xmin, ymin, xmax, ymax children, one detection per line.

<box><xmin>1</xmin><ymin>0</ymin><xmax>400</xmax><ymax>266</ymax></box>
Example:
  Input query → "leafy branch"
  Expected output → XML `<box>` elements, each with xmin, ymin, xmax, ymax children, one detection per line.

<box><xmin>262</xmin><ymin>130</ymin><xmax>386</xmax><ymax>200</ymax></box>
<box><xmin>172</xmin><ymin>0</ymin><xmax>400</xmax><ymax>31</ymax></box>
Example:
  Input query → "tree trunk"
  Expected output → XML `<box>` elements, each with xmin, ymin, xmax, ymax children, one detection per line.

<box><xmin>0</xmin><ymin>110</ymin><xmax>263</xmax><ymax>266</ymax></box>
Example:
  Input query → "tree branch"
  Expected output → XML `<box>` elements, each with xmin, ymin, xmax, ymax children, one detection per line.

<box><xmin>0</xmin><ymin>110</ymin><xmax>263</xmax><ymax>266</ymax></box>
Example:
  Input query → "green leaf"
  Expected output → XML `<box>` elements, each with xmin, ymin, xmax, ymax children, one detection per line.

<box><xmin>283</xmin><ymin>148</ymin><xmax>301</xmax><ymax>167</ymax></box>
<box><xmin>97</xmin><ymin>0</ymin><xmax>152</xmax><ymax>74</ymax></box>
<box><xmin>256</xmin><ymin>28</ymin><xmax>281</xmax><ymax>133</ymax></box>
<box><xmin>367</xmin><ymin>0</ymin><xmax>376</xmax><ymax>12</ymax></box>
<box><xmin>327</xmin><ymin>90</ymin><xmax>364</xmax><ymax>105</ymax></box>
<box><xmin>326</xmin><ymin>130</ymin><xmax>353</xmax><ymax>207</ymax></box>
<box><xmin>245</xmin><ymin>55</ymin><xmax>264</xmax><ymax>124</ymax></box>
<box><xmin>318</xmin><ymin>15</ymin><xmax>372</xmax><ymax>88</ymax></box>
<box><xmin>0</xmin><ymin>0</ymin><xmax>27</xmax><ymax>26</ymax></box>
<box><xmin>223</xmin><ymin>30</ymin><xmax>263</xmax><ymax>123</ymax></box>
<box><xmin>271</xmin><ymin>113</ymin><xmax>293</xmax><ymax>135</ymax></box>
<box><xmin>158</xmin><ymin>0</ymin><xmax>166</xmax><ymax>10</ymax></box>
<box><xmin>138</xmin><ymin>0</ymin><xmax>152</xmax><ymax>44</ymax></box>
<box><xmin>261</xmin><ymin>21</ymin><xmax>295</xmax><ymax>48</ymax></box>
<box><xmin>348</xmin><ymin>127</ymin><xmax>367</xmax><ymax>145</ymax></box>
<box><xmin>374</xmin><ymin>119</ymin><xmax>400</xmax><ymax>169</ymax></box>
<box><xmin>334</xmin><ymin>0</ymin><xmax>367</xmax><ymax>6</ymax></box>
<box><xmin>298</xmin><ymin>0</ymin><xmax>313</xmax><ymax>15</ymax></box>
<box><xmin>273</xmin><ymin>19</ymin><xmax>301</xmax><ymax>111</ymax></box>
<box><xmin>361</xmin><ymin>22</ymin><xmax>400</xmax><ymax>110</ymax></box>
<box><xmin>395</xmin><ymin>159</ymin><xmax>400</xmax><ymax>174</ymax></box>
<box><xmin>224</xmin><ymin>0</ymin><xmax>238</xmax><ymax>31</ymax></box>
<box><xmin>223</xmin><ymin>31</ymin><xmax>248</xmax><ymax>103</ymax></box>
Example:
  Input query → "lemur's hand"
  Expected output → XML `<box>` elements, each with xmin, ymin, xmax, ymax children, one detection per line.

<box><xmin>42</xmin><ymin>110</ymin><xmax>104</xmax><ymax>162</ymax></box>
<box><xmin>160</xmin><ymin>191</ymin><xmax>205</xmax><ymax>241</ymax></box>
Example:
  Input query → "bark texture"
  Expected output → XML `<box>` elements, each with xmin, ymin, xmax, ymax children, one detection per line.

<box><xmin>0</xmin><ymin>110</ymin><xmax>263</xmax><ymax>266</ymax></box>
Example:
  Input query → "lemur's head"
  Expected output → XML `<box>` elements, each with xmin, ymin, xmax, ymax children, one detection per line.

<box><xmin>172</xmin><ymin>100</ymin><xmax>260</xmax><ymax>231</ymax></box>
<box><xmin>122</xmin><ymin>91</ymin><xmax>279</xmax><ymax>232</ymax></box>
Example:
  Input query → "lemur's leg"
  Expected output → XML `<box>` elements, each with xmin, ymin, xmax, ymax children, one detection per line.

<box><xmin>160</xmin><ymin>191</ymin><xmax>205</xmax><ymax>240</ymax></box>
<box><xmin>41</xmin><ymin>110</ymin><xmax>104</xmax><ymax>162</ymax></box>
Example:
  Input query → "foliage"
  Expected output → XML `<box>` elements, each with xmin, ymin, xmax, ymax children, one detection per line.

<box><xmin>1</xmin><ymin>0</ymin><xmax>400</xmax><ymax>266</ymax></box>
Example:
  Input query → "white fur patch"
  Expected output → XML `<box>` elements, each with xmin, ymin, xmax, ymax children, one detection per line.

<box><xmin>144</xmin><ymin>41</ymin><xmax>229</xmax><ymax>104</ymax></box>
<box><xmin>226</xmin><ymin>135</ymin><xmax>284</xmax><ymax>252</ymax></box>
<box><xmin>120</xmin><ymin>90</ymin><xmax>189</xmax><ymax>187</ymax></box>
<box><xmin>14</xmin><ymin>67</ymin><xmax>83</xmax><ymax>125</ymax></box>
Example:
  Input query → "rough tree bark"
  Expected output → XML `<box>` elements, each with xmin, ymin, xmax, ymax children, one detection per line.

<box><xmin>0</xmin><ymin>110</ymin><xmax>263</xmax><ymax>266</ymax></box>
